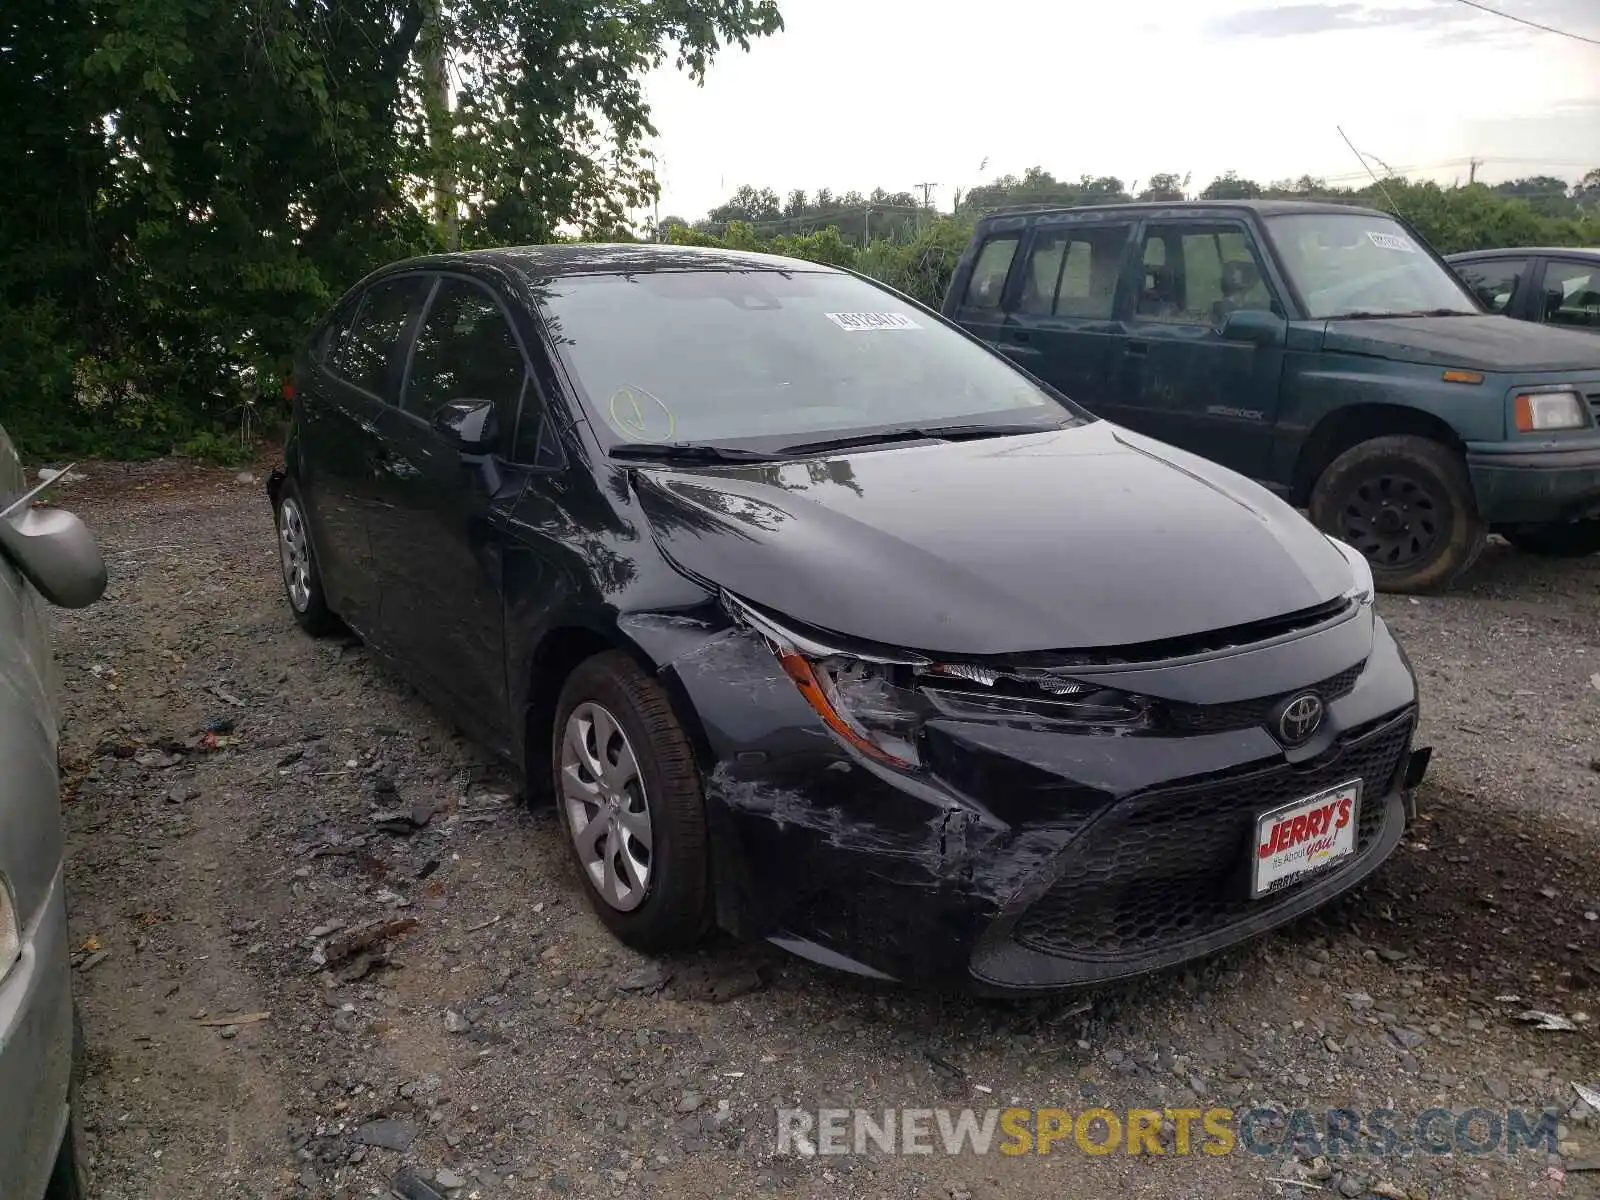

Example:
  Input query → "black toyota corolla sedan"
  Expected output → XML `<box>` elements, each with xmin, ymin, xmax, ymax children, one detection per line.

<box><xmin>268</xmin><ymin>244</ymin><xmax>1429</xmax><ymax>993</ymax></box>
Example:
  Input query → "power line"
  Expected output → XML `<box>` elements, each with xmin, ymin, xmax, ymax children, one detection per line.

<box><xmin>1445</xmin><ymin>0</ymin><xmax>1600</xmax><ymax>46</ymax></box>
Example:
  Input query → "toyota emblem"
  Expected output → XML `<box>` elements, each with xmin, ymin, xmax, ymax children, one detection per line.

<box><xmin>1277</xmin><ymin>693</ymin><xmax>1324</xmax><ymax>745</ymax></box>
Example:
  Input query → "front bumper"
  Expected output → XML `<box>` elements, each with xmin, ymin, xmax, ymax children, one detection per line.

<box><xmin>1466</xmin><ymin>444</ymin><xmax>1600</xmax><ymax>524</ymax></box>
<box><xmin>664</xmin><ymin>608</ymin><xmax>1423</xmax><ymax>993</ymax></box>
<box><xmin>0</xmin><ymin>864</ymin><xmax>73</xmax><ymax>1199</ymax></box>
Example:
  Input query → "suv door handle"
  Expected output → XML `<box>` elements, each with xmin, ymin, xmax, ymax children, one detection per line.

<box><xmin>1010</xmin><ymin>330</ymin><xmax>1031</xmax><ymax>344</ymax></box>
<box><xmin>1125</xmin><ymin>341</ymin><xmax>1149</xmax><ymax>357</ymax></box>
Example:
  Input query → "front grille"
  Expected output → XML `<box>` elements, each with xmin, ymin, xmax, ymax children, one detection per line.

<box><xmin>1587</xmin><ymin>390</ymin><xmax>1600</xmax><ymax>422</ymax></box>
<box><xmin>1012</xmin><ymin>711</ymin><xmax>1414</xmax><ymax>961</ymax></box>
<box><xmin>1164</xmin><ymin>661</ymin><xmax>1364</xmax><ymax>736</ymax></box>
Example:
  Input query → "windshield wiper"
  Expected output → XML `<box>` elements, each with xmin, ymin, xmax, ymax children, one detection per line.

<box><xmin>780</xmin><ymin>422</ymin><xmax>1065</xmax><ymax>456</ymax></box>
<box><xmin>1329</xmin><ymin>308</ymin><xmax>1477</xmax><ymax>320</ymax></box>
<box><xmin>608</xmin><ymin>442</ymin><xmax>786</xmax><ymax>464</ymax></box>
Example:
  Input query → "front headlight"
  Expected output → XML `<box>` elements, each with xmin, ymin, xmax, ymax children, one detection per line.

<box><xmin>1327</xmin><ymin>536</ymin><xmax>1375</xmax><ymax>605</ymax></box>
<box><xmin>1513</xmin><ymin>387</ymin><xmax>1588</xmax><ymax>432</ymax></box>
<box><xmin>724</xmin><ymin>594</ymin><xmax>1148</xmax><ymax>769</ymax></box>
<box><xmin>0</xmin><ymin>876</ymin><xmax>20</xmax><ymax>985</ymax></box>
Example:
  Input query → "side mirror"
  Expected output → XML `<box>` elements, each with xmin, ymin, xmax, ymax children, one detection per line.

<box><xmin>0</xmin><ymin>504</ymin><xmax>107</xmax><ymax>609</ymax></box>
<box><xmin>432</xmin><ymin>398</ymin><xmax>499</xmax><ymax>454</ymax></box>
<box><xmin>1218</xmin><ymin>309</ymin><xmax>1288</xmax><ymax>347</ymax></box>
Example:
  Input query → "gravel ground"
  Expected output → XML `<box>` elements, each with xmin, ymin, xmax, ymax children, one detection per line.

<box><xmin>38</xmin><ymin>459</ymin><xmax>1600</xmax><ymax>1199</ymax></box>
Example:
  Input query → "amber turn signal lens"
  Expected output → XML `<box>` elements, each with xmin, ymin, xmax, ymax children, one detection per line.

<box><xmin>777</xmin><ymin>652</ymin><xmax>912</xmax><ymax>768</ymax></box>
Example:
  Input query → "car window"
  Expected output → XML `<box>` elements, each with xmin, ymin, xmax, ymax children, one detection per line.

<box><xmin>316</xmin><ymin>293</ymin><xmax>363</xmax><ymax>365</ymax></box>
<box><xmin>1017</xmin><ymin>235</ymin><xmax>1065</xmax><ymax>315</ymax></box>
<box><xmin>1263</xmin><ymin>213</ymin><xmax>1477</xmax><ymax>319</ymax></box>
<box><xmin>962</xmin><ymin>236</ymin><xmax>1019</xmax><ymax>309</ymax></box>
<box><xmin>1134</xmin><ymin>224</ymin><xmax>1276</xmax><ymax>324</ymax></box>
<box><xmin>1540</xmin><ymin>260</ymin><xmax>1600</xmax><ymax>330</ymax></box>
<box><xmin>535</xmin><ymin>269</ymin><xmax>1077</xmax><ymax>449</ymax></box>
<box><xmin>404</xmin><ymin>277</ymin><xmax>528</xmax><ymax>421</ymax></box>
<box><xmin>1016</xmin><ymin>226</ymin><xmax>1128</xmax><ymax>319</ymax></box>
<box><xmin>330</xmin><ymin>276</ymin><xmax>431</xmax><ymax>398</ymax></box>
<box><xmin>1453</xmin><ymin>258</ymin><xmax>1523</xmax><ymax>314</ymax></box>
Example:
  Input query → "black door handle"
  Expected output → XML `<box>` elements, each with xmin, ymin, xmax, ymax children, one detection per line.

<box><xmin>1125</xmin><ymin>341</ymin><xmax>1149</xmax><ymax>357</ymax></box>
<box><xmin>1011</xmin><ymin>330</ymin><xmax>1031</xmax><ymax>344</ymax></box>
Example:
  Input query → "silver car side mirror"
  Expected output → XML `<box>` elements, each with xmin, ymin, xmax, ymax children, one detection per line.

<box><xmin>0</xmin><ymin>503</ymin><xmax>107</xmax><ymax>609</ymax></box>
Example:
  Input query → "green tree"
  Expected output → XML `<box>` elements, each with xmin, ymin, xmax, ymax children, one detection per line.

<box><xmin>1</xmin><ymin>0</ymin><xmax>782</xmax><ymax>457</ymax></box>
<box><xmin>1200</xmin><ymin>171</ymin><xmax>1263</xmax><ymax>200</ymax></box>
<box><xmin>1138</xmin><ymin>173</ymin><xmax>1187</xmax><ymax>201</ymax></box>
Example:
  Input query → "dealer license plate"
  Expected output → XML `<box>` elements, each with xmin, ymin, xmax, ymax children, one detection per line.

<box><xmin>1251</xmin><ymin>779</ymin><xmax>1361</xmax><ymax>898</ymax></box>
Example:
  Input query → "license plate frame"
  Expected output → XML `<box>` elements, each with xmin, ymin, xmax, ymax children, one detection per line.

<box><xmin>1251</xmin><ymin>779</ymin><xmax>1362</xmax><ymax>899</ymax></box>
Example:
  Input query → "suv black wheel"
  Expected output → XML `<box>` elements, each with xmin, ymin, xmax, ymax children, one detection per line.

<box><xmin>274</xmin><ymin>480</ymin><xmax>340</xmax><ymax>636</ymax></box>
<box><xmin>1310</xmin><ymin>435</ymin><xmax>1486</xmax><ymax>594</ymax></box>
<box><xmin>551</xmin><ymin>651</ymin><xmax>710</xmax><ymax>953</ymax></box>
<box><xmin>1500</xmin><ymin>519</ymin><xmax>1600</xmax><ymax>558</ymax></box>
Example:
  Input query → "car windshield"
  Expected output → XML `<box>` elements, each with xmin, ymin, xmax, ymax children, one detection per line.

<box><xmin>1264</xmin><ymin>213</ymin><xmax>1480</xmax><ymax>319</ymax></box>
<box><xmin>533</xmin><ymin>268</ymin><xmax>1078</xmax><ymax>452</ymax></box>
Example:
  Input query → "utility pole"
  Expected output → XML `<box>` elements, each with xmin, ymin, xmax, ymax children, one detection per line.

<box><xmin>421</xmin><ymin>0</ymin><xmax>457</xmax><ymax>249</ymax></box>
<box><xmin>913</xmin><ymin>182</ymin><xmax>937</xmax><ymax>232</ymax></box>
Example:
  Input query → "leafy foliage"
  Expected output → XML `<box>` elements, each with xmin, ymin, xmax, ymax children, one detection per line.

<box><xmin>1</xmin><ymin>0</ymin><xmax>780</xmax><ymax>459</ymax></box>
<box><xmin>677</xmin><ymin>167</ymin><xmax>1600</xmax><ymax>310</ymax></box>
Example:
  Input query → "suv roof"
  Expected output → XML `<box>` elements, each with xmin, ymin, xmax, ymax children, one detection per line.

<box><xmin>974</xmin><ymin>198</ymin><xmax>1390</xmax><ymax>222</ymax></box>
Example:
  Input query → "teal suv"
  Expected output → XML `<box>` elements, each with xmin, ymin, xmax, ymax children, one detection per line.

<box><xmin>944</xmin><ymin>200</ymin><xmax>1600</xmax><ymax>591</ymax></box>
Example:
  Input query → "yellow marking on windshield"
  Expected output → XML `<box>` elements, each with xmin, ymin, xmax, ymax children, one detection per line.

<box><xmin>608</xmin><ymin>385</ymin><xmax>676</xmax><ymax>442</ymax></box>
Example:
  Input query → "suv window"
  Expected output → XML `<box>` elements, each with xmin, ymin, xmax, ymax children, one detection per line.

<box><xmin>404</xmin><ymin>278</ymin><xmax>528</xmax><ymax>420</ymax></box>
<box><xmin>330</xmin><ymin>276</ymin><xmax>430</xmax><ymax>398</ymax></box>
<box><xmin>1540</xmin><ymin>260</ymin><xmax>1600</xmax><ymax>329</ymax></box>
<box><xmin>1454</xmin><ymin>257</ymin><xmax>1523</xmax><ymax>313</ymax></box>
<box><xmin>963</xmin><ymin>236</ymin><xmax>1019</xmax><ymax>309</ymax></box>
<box><xmin>1017</xmin><ymin>226</ymin><xmax>1128</xmax><ymax>319</ymax></box>
<box><xmin>1135</xmin><ymin>224</ymin><xmax>1275</xmax><ymax>324</ymax></box>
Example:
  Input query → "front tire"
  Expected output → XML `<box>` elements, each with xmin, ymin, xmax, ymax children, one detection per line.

<box><xmin>44</xmin><ymin>1006</ymin><xmax>89</xmax><ymax>1200</ymax></box>
<box><xmin>551</xmin><ymin>651</ymin><xmax>710</xmax><ymax>953</ymax></box>
<box><xmin>1309</xmin><ymin>435</ymin><xmax>1486</xmax><ymax>594</ymax></box>
<box><xmin>1500</xmin><ymin>519</ymin><xmax>1600</xmax><ymax>558</ymax></box>
<box><xmin>274</xmin><ymin>482</ymin><xmax>340</xmax><ymax>636</ymax></box>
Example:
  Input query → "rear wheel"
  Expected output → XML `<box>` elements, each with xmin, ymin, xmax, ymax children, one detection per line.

<box><xmin>274</xmin><ymin>482</ymin><xmax>340</xmax><ymax>636</ymax></box>
<box><xmin>1500</xmin><ymin>519</ymin><xmax>1600</xmax><ymax>558</ymax></box>
<box><xmin>551</xmin><ymin>651</ymin><xmax>710</xmax><ymax>953</ymax></box>
<box><xmin>1309</xmin><ymin>435</ymin><xmax>1485</xmax><ymax>594</ymax></box>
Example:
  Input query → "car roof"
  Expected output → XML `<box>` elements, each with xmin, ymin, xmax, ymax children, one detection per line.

<box><xmin>381</xmin><ymin>242</ymin><xmax>839</xmax><ymax>280</ymax></box>
<box><xmin>1446</xmin><ymin>246</ymin><xmax>1600</xmax><ymax>261</ymax></box>
<box><xmin>975</xmin><ymin>198</ymin><xmax>1391</xmax><ymax>223</ymax></box>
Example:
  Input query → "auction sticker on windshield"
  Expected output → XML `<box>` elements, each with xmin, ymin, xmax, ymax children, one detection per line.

<box><xmin>1366</xmin><ymin>231</ymin><xmax>1415</xmax><ymax>252</ymax></box>
<box><xmin>1252</xmin><ymin>779</ymin><xmax>1360</xmax><ymax>897</ymax></box>
<box><xmin>825</xmin><ymin>312</ymin><xmax>920</xmax><ymax>331</ymax></box>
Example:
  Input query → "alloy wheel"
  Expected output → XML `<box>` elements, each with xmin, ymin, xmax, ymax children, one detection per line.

<box><xmin>560</xmin><ymin>701</ymin><xmax>653</xmax><ymax>911</ymax></box>
<box><xmin>278</xmin><ymin>497</ymin><xmax>313</xmax><ymax>612</ymax></box>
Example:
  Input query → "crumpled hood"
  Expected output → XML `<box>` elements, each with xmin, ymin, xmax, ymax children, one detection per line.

<box><xmin>1322</xmin><ymin>314</ymin><xmax>1600</xmax><ymax>373</ymax></box>
<box><xmin>630</xmin><ymin>422</ymin><xmax>1354</xmax><ymax>656</ymax></box>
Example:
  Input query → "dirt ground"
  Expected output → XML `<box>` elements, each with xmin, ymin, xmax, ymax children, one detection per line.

<box><xmin>39</xmin><ymin>459</ymin><xmax>1600</xmax><ymax>1199</ymax></box>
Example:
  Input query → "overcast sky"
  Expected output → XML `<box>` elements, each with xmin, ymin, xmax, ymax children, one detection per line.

<box><xmin>641</xmin><ymin>0</ymin><xmax>1600</xmax><ymax>221</ymax></box>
